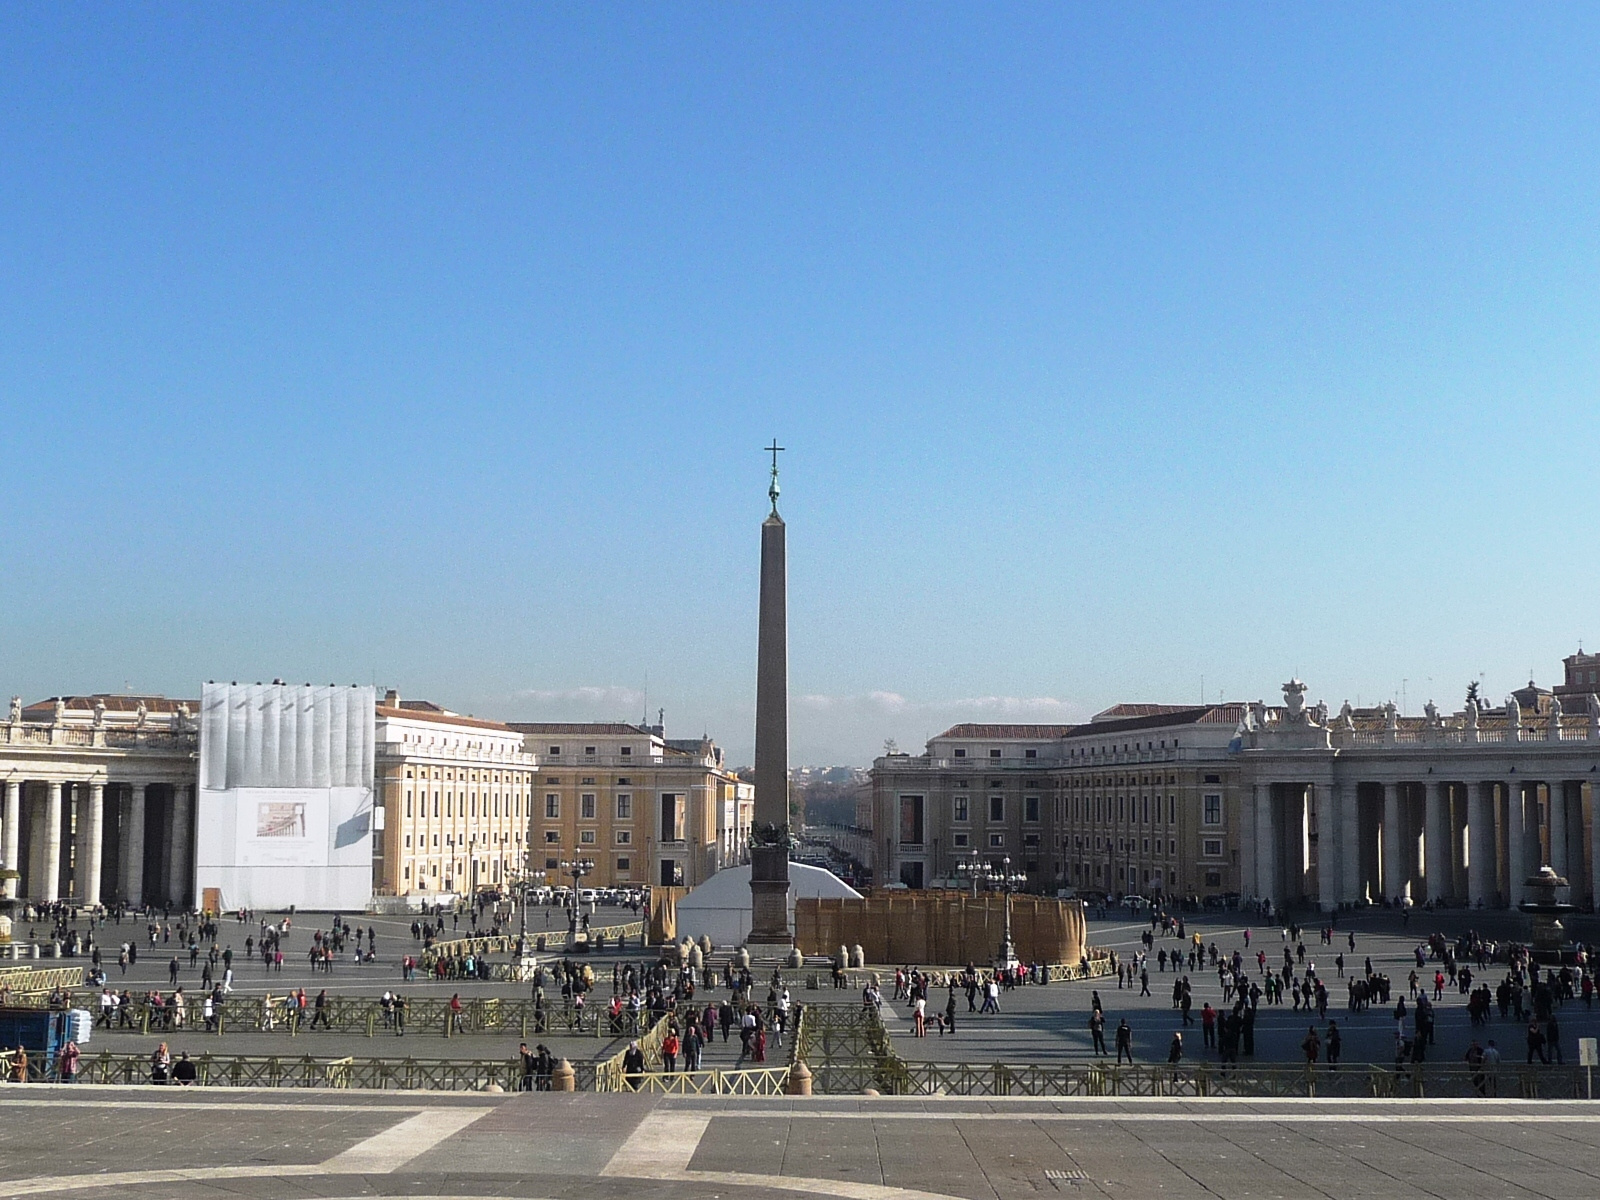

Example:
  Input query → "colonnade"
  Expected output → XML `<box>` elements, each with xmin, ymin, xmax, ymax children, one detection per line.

<box><xmin>1245</xmin><ymin>774</ymin><xmax>1597</xmax><ymax>911</ymax></box>
<box><xmin>0</xmin><ymin>777</ymin><xmax>193</xmax><ymax>909</ymax></box>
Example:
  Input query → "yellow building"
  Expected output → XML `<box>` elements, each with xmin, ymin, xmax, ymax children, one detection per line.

<box><xmin>509</xmin><ymin>722</ymin><xmax>745</xmax><ymax>889</ymax></box>
<box><xmin>373</xmin><ymin>694</ymin><xmax>538</xmax><ymax>899</ymax></box>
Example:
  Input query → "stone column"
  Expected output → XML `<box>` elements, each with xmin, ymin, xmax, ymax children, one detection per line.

<box><xmin>1425</xmin><ymin>780</ymin><xmax>1449</xmax><ymax>904</ymax></box>
<box><xmin>1381</xmin><ymin>782</ymin><xmax>1403</xmax><ymax>903</ymax></box>
<box><xmin>1</xmin><ymin>780</ymin><xmax>19</xmax><ymax>900</ymax></box>
<box><xmin>82</xmin><ymin>782</ymin><xmax>104</xmax><ymax>908</ymax></box>
<box><xmin>42</xmin><ymin>781</ymin><xmax>63</xmax><ymax>902</ymax></box>
<box><xmin>1238</xmin><ymin>780</ymin><xmax>1258</xmax><ymax>898</ymax></box>
<box><xmin>1505</xmin><ymin>780</ymin><xmax>1527</xmax><ymax>907</ymax></box>
<box><xmin>1316</xmin><ymin>782</ymin><xmax>1339</xmax><ymax>912</ymax></box>
<box><xmin>1564</xmin><ymin>781</ymin><xmax>1586</xmax><ymax>888</ymax></box>
<box><xmin>1254</xmin><ymin>784</ymin><xmax>1276</xmax><ymax>907</ymax></box>
<box><xmin>1467</xmin><ymin>781</ymin><xmax>1492</xmax><ymax>908</ymax></box>
<box><xmin>1339</xmin><ymin>781</ymin><xmax>1361</xmax><ymax>905</ymax></box>
<box><xmin>124</xmin><ymin>783</ymin><xmax>146</xmax><ymax>908</ymax></box>
<box><xmin>169</xmin><ymin>782</ymin><xmax>192</xmax><ymax>909</ymax></box>
<box><xmin>1449</xmin><ymin>784</ymin><xmax>1469</xmax><ymax>901</ymax></box>
<box><xmin>1548</xmin><ymin>782</ymin><xmax>1567</xmax><ymax>880</ymax></box>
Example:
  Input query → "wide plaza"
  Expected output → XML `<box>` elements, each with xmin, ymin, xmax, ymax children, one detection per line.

<box><xmin>14</xmin><ymin>901</ymin><xmax>1600</xmax><ymax>1077</ymax></box>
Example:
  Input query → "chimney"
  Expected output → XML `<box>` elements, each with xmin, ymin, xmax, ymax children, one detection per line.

<box><xmin>384</xmin><ymin>689</ymin><xmax>399</xmax><ymax>707</ymax></box>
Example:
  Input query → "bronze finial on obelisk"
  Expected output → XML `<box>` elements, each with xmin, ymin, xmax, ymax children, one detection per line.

<box><xmin>748</xmin><ymin>440</ymin><xmax>793</xmax><ymax>944</ymax></box>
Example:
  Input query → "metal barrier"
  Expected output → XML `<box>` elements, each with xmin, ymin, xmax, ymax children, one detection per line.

<box><xmin>116</xmin><ymin>995</ymin><xmax>651</xmax><ymax>1039</ymax></box>
<box><xmin>0</xmin><ymin>966</ymin><xmax>86</xmax><ymax>999</ymax></box>
<box><xmin>789</xmin><ymin>1000</ymin><xmax>1594</xmax><ymax>1099</ymax></box>
<box><xmin>13</xmin><ymin>1050</ymin><xmax>597</xmax><ymax>1091</ymax></box>
<box><xmin>611</xmin><ymin>1066</ymin><xmax>792</xmax><ymax>1095</ymax></box>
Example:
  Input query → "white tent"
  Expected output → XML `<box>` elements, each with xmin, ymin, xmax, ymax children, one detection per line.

<box><xmin>674</xmin><ymin>862</ymin><xmax>861</xmax><ymax>949</ymax></box>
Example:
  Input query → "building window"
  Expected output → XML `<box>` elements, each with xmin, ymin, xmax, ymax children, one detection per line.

<box><xmin>616</xmin><ymin>857</ymin><xmax>630</xmax><ymax>872</ymax></box>
<box><xmin>1024</xmin><ymin>833</ymin><xmax>1040</xmax><ymax>847</ymax></box>
<box><xmin>899</xmin><ymin>795</ymin><xmax>925</xmax><ymax>846</ymax></box>
<box><xmin>1203</xmin><ymin>838</ymin><xmax>1223</xmax><ymax>857</ymax></box>
<box><xmin>954</xmin><ymin>748</ymin><xmax>967</xmax><ymax>759</ymax></box>
<box><xmin>581</xmin><ymin>794</ymin><xmax>596</xmax><ymax>820</ymax></box>
<box><xmin>580</xmin><ymin>830</ymin><xmax>596</xmax><ymax>845</ymax></box>
<box><xmin>989</xmin><ymin>795</ymin><xmax>1004</xmax><ymax>822</ymax></box>
<box><xmin>1025</xmin><ymin>796</ymin><xmax>1039</xmax><ymax>822</ymax></box>
<box><xmin>1025</xmin><ymin>748</ymin><xmax>1037</xmax><ymax>760</ymax></box>
<box><xmin>545</xmin><ymin>795</ymin><xmax>560</xmax><ymax>819</ymax></box>
<box><xmin>1168</xmin><ymin>797</ymin><xmax>1175</xmax><ymax>824</ymax></box>
<box><xmin>953</xmin><ymin>796</ymin><xmax>969</xmax><ymax>822</ymax></box>
<box><xmin>989</xmin><ymin>748</ymin><xmax>1002</xmax><ymax>759</ymax></box>
<box><xmin>549</xmin><ymin>746</ymin><xmax>561</xmax><ymax>756</ymax></box>
<box><xmin>620</xmin><ymin>746</ymin><xmax>632</xmax><ymax>757</ymax></box>
<box><xmin>1205</xmin><ymin>870</ymin><xmax>1222</xmax><ymax>887</ymax></box>
<box><xmin>1203</xmin><ymin>794</ymin><xmax>1222</xmax><ymax>825</ymax></box>
<box><xmin>616</xmin><ymin>794</ymin><xmax>632</xmax><ymax>820</ymax></box>
<box><xmin>584</xmin><ymin>746</ymin><xmax>596</xmax><ymax>756</ymax></box>
<box><xmin>544</xmin><ymin>831</ymin><xmax>560</xmax><ymax>844</ymax></box>
<box><xmin>953</xmin><ymin>832</ymin><xmax>969</xmax><ymax>847</ymax></box>
<box><xmin>1169</xmin><ymin>839</ymin><xmax>1176</xmax><ymax>855</ymax></box>
<box><xmin>616</xmin><ymin>830</ymin><xmax>631</xmax><ymax>845</ymax></box>
<box><xmin>545</xmin><ymin>857</ymin><xmax>559</xmax><ymax>870</ymax></box>
<box><xmin>989</xmin><ymin>833</ymin><xmax>1005</xmax><ymax>848</ymax></box>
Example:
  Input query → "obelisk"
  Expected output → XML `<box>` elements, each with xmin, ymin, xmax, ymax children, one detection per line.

<box><xmin>748</xmin><ymin>440</ymin><xmax>792</xmax><ymax>945</ymax></box>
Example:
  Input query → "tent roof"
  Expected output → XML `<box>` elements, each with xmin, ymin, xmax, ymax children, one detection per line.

<box><xmin>677</xmin><ymin>862</ymin><xmax>860</xmax><ymax>912</ymax></box>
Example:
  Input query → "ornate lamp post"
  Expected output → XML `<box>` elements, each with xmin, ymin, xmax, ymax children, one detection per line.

<box><xmin>956</xmin><ymin>851</ymin><xmax>1027</xmax><ymax>969</ymax></box>
<box><xmin>561</xmin><ymin>858</ymin><xmax>595</xmax><ymax>936</ymax></box>
<box><xmin>993</xmin><ymin>855</ymin><xmax>1029</xmax><ymax>970</ymax></box>
<box><xmin>956</xmin><ymin>847</ymin><xmax>992</xmax><ymax>898</ymax></box>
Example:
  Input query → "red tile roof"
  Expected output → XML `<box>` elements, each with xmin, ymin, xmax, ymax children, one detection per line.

<box><xmin>376</xmin><ymin>705</ymin><xmax>516</xmax><ymax>733</ymax></box>
<box><xmin>934</xmin><ymin>724</ymin><xmax>1080</xmax><ymax>739</ymax></box>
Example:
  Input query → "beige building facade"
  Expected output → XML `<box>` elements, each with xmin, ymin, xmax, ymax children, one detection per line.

<box><xmin>373</xmin><ymin>695</ymin><xmax>537</xmax><ymax>899</ymax></box>
<box><xmin>510</xmin><ymin>722</ymin><xmax>744</xmax><ymax>890</ymax></box>
<box><xmin>872</xmin><ymin>709</ymin><xmax>1245</xmax><ymax>901</ymax></box>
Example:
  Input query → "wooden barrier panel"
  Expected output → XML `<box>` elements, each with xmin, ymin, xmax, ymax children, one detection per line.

<box><xmin>794</xmin><ymin>893</ymin><xmax>1085</xmax><ymax>965</ymax></box>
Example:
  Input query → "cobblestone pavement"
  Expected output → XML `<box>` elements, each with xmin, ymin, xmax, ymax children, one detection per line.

<box><xmin>5</xmin><ymin>1087</ymin><xmax>1600</xmax><ymax>1200</ymax></box>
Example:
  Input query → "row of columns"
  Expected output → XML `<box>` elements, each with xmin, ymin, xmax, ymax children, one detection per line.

<box><xmin>0</xmin><ymin>778</ymin><xmax>192</xmax><ymax>908</ymax></box>
<box><xmin>1246</xmin><ymin>776</ymin><xmax>1599</xmax><ymax>912</ymax></box>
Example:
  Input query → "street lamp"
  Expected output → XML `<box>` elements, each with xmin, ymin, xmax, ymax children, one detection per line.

<box><xmin>992</xmin><ymin>855</ymin><xmax>1028</xmax><ymax>970</ymax></box>
<box><xmin>560</xmin><ymin>858</ymin><xmax>595</xmax><ymax>936</ymax></box>
<box><xmin>957</xmin><ymin>851</ymin><xmax>1027</xmax><ymax>968</ymax></box>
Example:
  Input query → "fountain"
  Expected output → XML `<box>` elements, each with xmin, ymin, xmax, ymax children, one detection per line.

<box><xmin>1518</xmin><ymin>866</ymin><xmax>1580</xmax><ymax>965</ymax></box>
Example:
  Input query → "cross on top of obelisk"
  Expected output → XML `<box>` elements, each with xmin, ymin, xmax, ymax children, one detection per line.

<box><xmin>766</xmin><ymin>439</ymin><xmax>784</xmax><ymax>515</ymax></box>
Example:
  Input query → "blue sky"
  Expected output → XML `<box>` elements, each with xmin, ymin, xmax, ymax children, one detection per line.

<box><xmin>3</xmin><ymin>7</ymin><xmax>1598</xmax><ymax>765</ymax></box>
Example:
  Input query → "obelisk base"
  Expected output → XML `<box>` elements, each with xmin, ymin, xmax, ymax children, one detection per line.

<box><xmin>746</xmin><ymin>845</ymin><xmax>793</xmax><ymax>945</ymax></box>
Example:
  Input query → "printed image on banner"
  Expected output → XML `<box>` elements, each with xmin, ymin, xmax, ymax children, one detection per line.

<box><xmin>256</xmin><ymin>802</ymin><xmax>306</xmax><ymax>839</ymax></box>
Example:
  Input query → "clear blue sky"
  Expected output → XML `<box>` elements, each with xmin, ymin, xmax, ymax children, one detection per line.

<box><xmin>4</xmin><ymin>7</ymin><xmax>1598</xmax><ymax>766</ymax></box>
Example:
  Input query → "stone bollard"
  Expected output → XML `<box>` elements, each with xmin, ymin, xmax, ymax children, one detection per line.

<box><xmin>785</xmin><ymin>947</ymin><xmax>804</xmax><ymax>969</ymax></box>
<box><xmin>550</xmin><ymin>1058</ymin><xmax>576</xmax><ymax>1092</ymax></box>
<box><xmin>688</xmin><ymin>944</ymin><xmax>704</xmax><ymax>970</ymax></box>
<box><xmin>850</xmin><ymin>945</ymin><xmax>865</xmax><ymax>969</ymax></box>
<box><xmin>837</xmin><ymin>945</ymin><xmax>849</xmax><ymax>969</ymax></box>
<box><xmin>786</xmin><ymin>1060</ymin><xmax>813</xmax><ymax>1096</ymax></box>
<box><xmin>862</xmin><ymin>1087</ymin><xmax>880</xmax><ymax>1097</ymax></box>
<box><xmin>734</xmin><ymin>946</ymin><xmax>750</xmax><ymax>969</ymax></box>
<box><xmin>698</xmin><ymin>934</ymin><xmax>713</xmax><ymax>957</ymax></box>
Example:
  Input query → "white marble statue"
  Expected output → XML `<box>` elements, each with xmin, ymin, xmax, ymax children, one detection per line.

<box><xmin>7</xmin><ymin>696</ymin><xmax>19</xmax><ymax>724</ymax></box>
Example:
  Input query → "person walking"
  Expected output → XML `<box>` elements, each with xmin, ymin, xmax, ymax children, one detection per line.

<box><xmin>1167</xmin><ymin>1032</ymin><xmax>1183</xmax><ymax>1065</ymax></box>
<box><xmin>1090</xmin><ymin>1009</ymin><xmax>1107</xmax><ymax>1055</ymax></box>
<box><xmin>1325</xmin><ymin>1020</ymin><xmax>1341</xmax><ymax>1071</ymax></box>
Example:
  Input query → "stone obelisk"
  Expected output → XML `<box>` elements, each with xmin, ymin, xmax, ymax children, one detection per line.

<box><xmin>748</xmin><ymin>441</ymin><xmax>793</xmax><ymax>945</ymax></box>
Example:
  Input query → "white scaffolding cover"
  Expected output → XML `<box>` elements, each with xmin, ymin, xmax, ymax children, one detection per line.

<box><xmin>195</xmin><ymin>682</ymin><xmax>376</xmax><ymax>912</ymax></box>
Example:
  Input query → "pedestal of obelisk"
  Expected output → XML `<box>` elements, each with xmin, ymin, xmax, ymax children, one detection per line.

<box><xmin>747</xmin><ymin>479</ymin><xmax>793</xmax><ymax>945</ymax></box>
